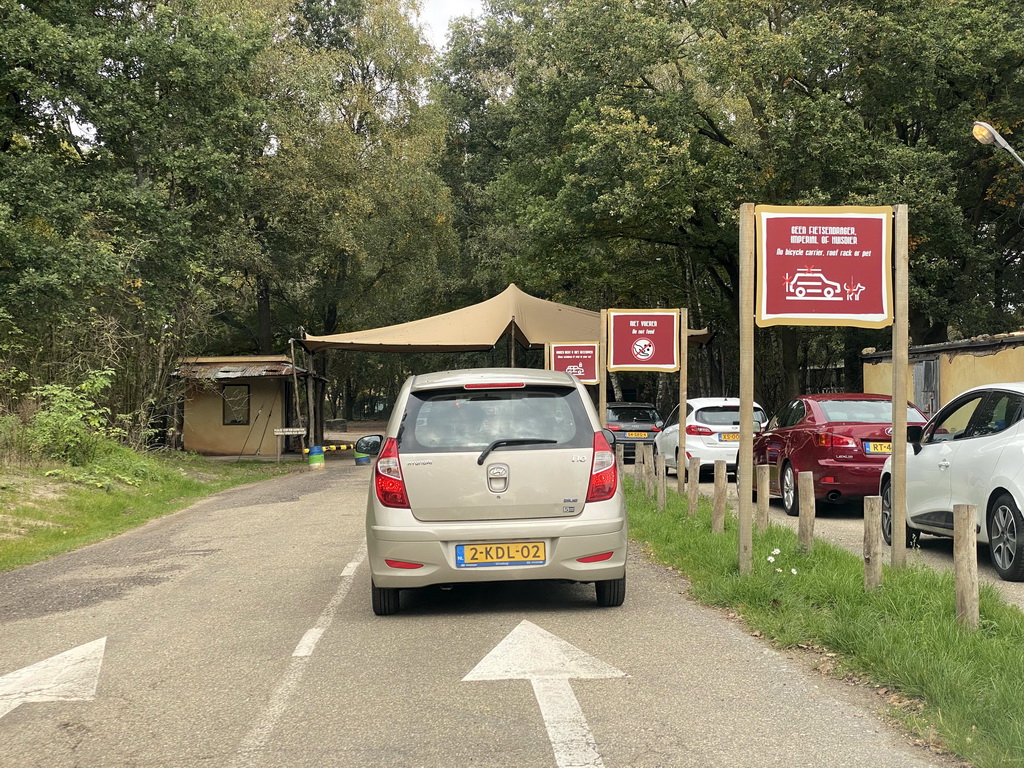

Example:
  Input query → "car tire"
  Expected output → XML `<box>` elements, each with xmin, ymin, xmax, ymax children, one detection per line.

<box><xmin>988</xmin><ymin>493</ymin><xmax>1024</xmax><ymax>582</ymax></box>
<box><xmin>595</xmin><ymin>576</ymin><xmax>626</xmax><ymax>607</ymax></box>
<box><xmin>781</xmin><ymin>463</ymin><xmax>799</xmax><ymax>517</ymax></box>
<box><xmin>880</xmin><ymin>477</ymin><xmax>920</xmax><ymax>548</ymax></box>
<box><xmin>371</xmin><ymin>582</ymin><xmax>400</xmax><ymax>616</ymax></box>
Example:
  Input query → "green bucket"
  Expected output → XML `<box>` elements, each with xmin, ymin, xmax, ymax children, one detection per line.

<box><xmin>353</xmin><ymin>451</ymin><xmax>371</xmax><ymax>466</ymax></box>
<box><xmin>307</xmin><ymin>445</ymin><xmax>325</xmax><ymax>469</ymax></box>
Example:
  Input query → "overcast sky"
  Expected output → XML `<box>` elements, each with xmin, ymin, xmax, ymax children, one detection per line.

<box><xmin>416</xmin><ymin>0</ymin><xmax>485</xmax><ymax>50</ymax></box>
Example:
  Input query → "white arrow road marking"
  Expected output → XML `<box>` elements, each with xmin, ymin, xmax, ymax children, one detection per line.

<box><xmin>463</xmin><ymin>620</ymin><xmax>625</xmax><ymax>768</ymax></box>
<box><xmin>0</xmin><ymin>637</ymin><xmax>107</xmax><ymax>720</ymax></box>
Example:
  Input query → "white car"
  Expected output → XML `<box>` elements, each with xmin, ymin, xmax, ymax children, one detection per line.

<box><xmin>655</xmin><ymin>397</ymin><xmax>768</xmax><ymax>478</ymax></box>
<box><xmin>880</xmin><ymin>382</ymin><xmax>1024</xmax><ymax>581</ymax></box>
<box><xmin>355</xmin><ymin>368</ymin><xmax>628</xmax><ymax>615</ymax></box>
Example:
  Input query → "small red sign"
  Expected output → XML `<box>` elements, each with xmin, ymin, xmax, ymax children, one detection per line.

<box><xmin>756</xmin><ymin>206</ymin><xmax>893</xmax><ymax>328</ymax></box>
<box><xmin>607</xmin><ymin>310</ymin><xmax>679</xmax><ymax>372</ymax></box>
<box><xmin>549</xmin><ymin>343</ymin><xmax>599</xmax><ymax>384</ymax></box>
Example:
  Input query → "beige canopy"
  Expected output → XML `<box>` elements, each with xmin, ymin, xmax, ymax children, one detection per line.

<box><xmin>300</xmin><ymin>284</ymin><xmax>711</xmax><ymax>353</ymax></box>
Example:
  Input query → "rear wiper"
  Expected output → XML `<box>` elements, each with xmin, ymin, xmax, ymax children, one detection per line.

<box><xmin>477</xmin><ymin>439</ymin><xmax>557</xmax><ymax>465</ymax></box>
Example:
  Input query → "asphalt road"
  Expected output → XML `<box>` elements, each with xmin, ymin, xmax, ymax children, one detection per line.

<box><xmin>0</xmin><ymin>459</ymin><xmax>963</xmax><ymax>767</ymax></box>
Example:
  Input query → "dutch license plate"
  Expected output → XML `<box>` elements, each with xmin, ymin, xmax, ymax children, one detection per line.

<box><xmin>456</xmin><ymin>542</ymin><xmax>546</xmax><ymax>568</ymax></box>
<box><xmin>866</xmin><ymin>442</ymin><xmax>892</xmax><ymax>454</ymax></box>
<box><xmin>719</xmin><ymin>433</ymin><xmax>740</xmax><ymax>441</ymax></box>
<box><xmin>626</xmin><ymin>431</ymin><xmax>648</xmax><ymax>438</ymax></box>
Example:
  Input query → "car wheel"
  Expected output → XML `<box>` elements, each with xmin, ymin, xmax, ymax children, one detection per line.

<box><xmin>371</xmin><ymin>582</ymin><xmax>400</xmax><ymax>616</ymax></box>
<box><xmin>881</xmin><ymin>477</ymin><xmax>920</xmax><ymax>548</ymax></box>
<box><xmin>781</xmin><ymin>463</ymin><xmax>799</xmax><ymax>517</ymax></box>
<box><xmin>989</xmin><ymin>493</ymin><xmax>1024</xmax><ymax>582</ymax></box>
<box><xmin>595</xmin><ymin>576</ymin><xmax>626</xmax><ymax>607</ymax></box>
<box><xmin>881</xmin><ymin>478</ymin><xmax>894</xmax><ymax>546</ymax></box>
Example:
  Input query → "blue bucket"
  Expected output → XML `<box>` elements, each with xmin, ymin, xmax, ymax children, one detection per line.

<box><xmin>353</xmin><ymin>451</ymin><xmax>371</xmax><ymax>466</ymax></box>
<box><xmin>307</xmin><ymin>445</ymin><xmax>325</xmax><ymax>469</ymax></box>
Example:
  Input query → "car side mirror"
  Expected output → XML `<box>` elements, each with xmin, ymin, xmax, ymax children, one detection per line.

<box><xmin>355</xmin><ymin>434</ymin><xmax>383</xmax><ymax>456</ymax></box>
<box><xmin>602</xmin><ymin>428</ymin><xmax>617</xmax><ymax>446</ymax></box>
<box><xmin>907</xmin><ymin>425</ymin><xmax>924</xmax><ymax>455</ymax></box>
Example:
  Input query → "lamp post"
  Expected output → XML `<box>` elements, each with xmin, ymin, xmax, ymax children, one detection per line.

<box><xmin>973</xmin><ymin>121</ymin><xmax>1024</xmax><ymax>170</ymax></box>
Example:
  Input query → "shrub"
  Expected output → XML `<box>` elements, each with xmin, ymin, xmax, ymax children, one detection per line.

<box><xmin>24</xmin><ymin>370</ymin><xmax>116</xmax><ymax>465</ymax></box>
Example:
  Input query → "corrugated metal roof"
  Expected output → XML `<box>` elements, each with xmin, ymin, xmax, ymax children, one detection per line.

<box><xmin>173</xmin><ymin>356</ymin><xmax>308</xmax><ymax>380</ymax></box>
<box><xmin>861</xmin><ymin>330</ymin><xmax>1024</xmax><ymax>360</ymax></box>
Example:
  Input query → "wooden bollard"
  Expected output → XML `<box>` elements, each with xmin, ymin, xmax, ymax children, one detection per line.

<box><xmin>656</xmin><ymin>454</ymin><xmax>666</xmax><ymax>510</ymax></box>
<box><xmin>798</xmin><ymin>471</ymin><xmax>815</xmax><ymax>553</ymax></box>
<box><xmin>863</xmin><ymin>496</ymin><xmax>883</xmax><ymax>590</ymax></box>
<box><xmin>712</xmin><ymin>459</ymin><xmax>727</xmax><ymax>533</ymax></box>
<box><xmin>954</xmin><ymin>503</ymin><xmax>979</xmax><ymax>629</ymax></box>
<box><xmin>755</xmin><ymin>464</ymin><xmax>770</xmax><ymax>532</ymax></box>
<box><xmin>687</xmin><ymin>456</ymin><xmax>700</xmax><ymax>516</ymax></box>
<box><xmin>643</xmin><ymin>444</ymin><xmax>656</xmax><ymax>497</ymax></box>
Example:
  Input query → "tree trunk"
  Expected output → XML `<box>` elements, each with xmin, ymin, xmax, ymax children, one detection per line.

<box><xmin>256</xmin><ymin>275</ymin><xmax>273</xmax><ymax>354</ymax></box>
<box><xmin>780</xmin><ymin>327</ymin><xmax>801</xmax><ymax>399</ymax></box>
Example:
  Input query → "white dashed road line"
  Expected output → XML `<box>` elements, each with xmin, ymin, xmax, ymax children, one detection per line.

<box><xmin>229</xmin><ymin>543</ymin><xmax>366</xmax><ymax>767</ymax></box>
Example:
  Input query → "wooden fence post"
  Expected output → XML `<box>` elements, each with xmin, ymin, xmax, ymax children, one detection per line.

<box><xmin>798</xmin><ymin>471</ymin><xmax>815</xmax><ymax>553</ymax></box>
<box><xmin>616</xmin><ymin>445</ymin><xmax>624</xmax><ymax>487</ymax></box>
<box><xmin>687</xmin><ymin>457</ymin><xmax>700</xmax><ymax>517</ymax></box>
<box><xmin>954</xmin><ymin>503</ymin><xmax>980</xmax><ymax>629</ymax></box>
<box><xmin>863</xmin><ymin>496</ymin><xmax>883</xmax><ymax>590</ymax></box>
<box><xmin>656</xmin><ymin>454</ymin><xmax>666</xmax><ymax>510</ymax></box>
<box><xmin>644</xmin><ymin>444</ymin><xmax>656</xmax><ymax>497</ymax></box>
<box><xmin>756</xmin><ymin>464</ymin><xmax>770</xmax><ymax>532</ymax></box>
<box><xmin>712</xmin><ymin>460</ymin><xmax>727</xmax><ymax>533</ymax></box>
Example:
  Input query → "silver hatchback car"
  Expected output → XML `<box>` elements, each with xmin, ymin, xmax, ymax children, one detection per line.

<box><xmin>355</xmin><ymin>368</ymin><xmax>627</xmax><ymax>615</ymax></box>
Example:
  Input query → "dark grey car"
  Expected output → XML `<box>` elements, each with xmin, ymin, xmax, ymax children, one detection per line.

<box><xmin>605</xmin><ymin>402</ymin><xmax>663</xmax><ymax>461</ymax></box>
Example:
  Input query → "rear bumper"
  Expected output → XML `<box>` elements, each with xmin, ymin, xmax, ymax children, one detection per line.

<box><xmin>688</xmin><ymin>441</ymin><xmax>741</xmax><ymax>470</ymax></box>
<box><xmin>615</xmin><ymin>435</ymin><xmax>657</xmax><ymax>459</ymax></box>
<box><xmin>813</xmin><ymin>459</ymin><xmax>886</xmax><ymax>501</ymax></box>
<box><xmin>367</xmin><ymin>518</ymin><xmax>628</xmax><ymax>589</ymax></box>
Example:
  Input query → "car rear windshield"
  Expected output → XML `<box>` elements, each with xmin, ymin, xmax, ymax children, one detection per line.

<box><xmin>817</xmin><ymin>400</ymin><xmax>924</xmax><ymax>423</ymax></box>
<box><xmin>695</xmin><ymin>405</ymin><xmax>768</xmax><ymax>426</ymax></box>
<box><xmin>399</xmin><ymin>386</ymin><xmax>593</xmax><ymax>452</ymax></box>
<box><xmin>607</xmin><ymin>406</ymin><xmax>661</xmax><ymax>423</ymax></box>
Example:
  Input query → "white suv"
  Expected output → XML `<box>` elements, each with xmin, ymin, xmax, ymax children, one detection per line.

<box><xmin>355</xmin><ymin>368</ymin><xmax>628</xmax><ymax>615</ymax></box>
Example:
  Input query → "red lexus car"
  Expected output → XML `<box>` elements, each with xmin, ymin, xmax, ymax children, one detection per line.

<box><xmin>753</xmin><ymin>393</ymin><xmax>928</xmax><ymax>515</ymax></box>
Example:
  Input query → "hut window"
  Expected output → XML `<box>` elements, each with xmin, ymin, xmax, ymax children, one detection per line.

<box><xmin>223</xmin><ymin>385</ymin><xmax>250</xmax><ymax>425</ymax></box>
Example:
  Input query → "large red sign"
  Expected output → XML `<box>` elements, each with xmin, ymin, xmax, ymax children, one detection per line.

<box><xmin>548</xmin><ymin>342</ymin><xmax>599</xmax><ymax>384</ymax></box>
<box><xmin>755</xmin><ymin>205</ymin><xmax>893</xmax><ymax>328</ymax></box>
<box><xmin>607</xmin><ymin>310</ymin><xmax>679</xmax><ymax>372</ymax></box>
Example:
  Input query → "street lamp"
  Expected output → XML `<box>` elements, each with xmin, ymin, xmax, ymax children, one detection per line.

<box><xmin>973</xmin><ymin>121</ymin><xmax>1024</xmax><ymax>170</ymax></box>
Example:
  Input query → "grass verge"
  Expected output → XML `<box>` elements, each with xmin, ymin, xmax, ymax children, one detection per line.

<box><xmin>626</xmin><ymin>478</ymin><xmax>1024</xmax><ymax>768</ymax></box>
<box><xmin>0</xmin><ymin>443</ymin><xmax>299</xmax><ymax>572</ymax></box>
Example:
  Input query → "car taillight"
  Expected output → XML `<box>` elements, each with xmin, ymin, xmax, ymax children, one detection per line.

<box><xmin>374</xmin><ymin>437</ymin><xmax>409</xmax><ymax>508</ymax></box>
<box><xmin>814</xmin><ymin>433</ymin><xmax>858</xmax><ymax>449</ymax></box>
<box><xmin>587</xmin><ymin>431</ymin><xmax>618</xmax><ymax>502</ymax></box>
<box><xmin>686</xmin><ymin>425</ymin><xmax>713</xmax><ymax>436</ymax></box>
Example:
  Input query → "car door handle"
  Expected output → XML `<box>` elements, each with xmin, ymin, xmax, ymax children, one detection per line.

<box><xmin>938</xmin><ymin>460</ymin><xmax>950</xmax><ymax>470</ymax></box>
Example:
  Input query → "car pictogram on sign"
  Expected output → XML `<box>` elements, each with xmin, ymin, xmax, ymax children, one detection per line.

<box><xmin>785</xmin><ymin>269</ymin><xmax>842</xmax><ymax>300</ymax></box>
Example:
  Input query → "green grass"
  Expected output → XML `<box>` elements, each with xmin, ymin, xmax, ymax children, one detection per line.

<box><xmin>626</xmin><ymin>478</ymin><xmax>1024</xmax><ymax>767</ymax></box>
<box><xmin>0</xmin><ymin>443</ymin><xmax>298</xmax><ymax>572</ymax></box>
